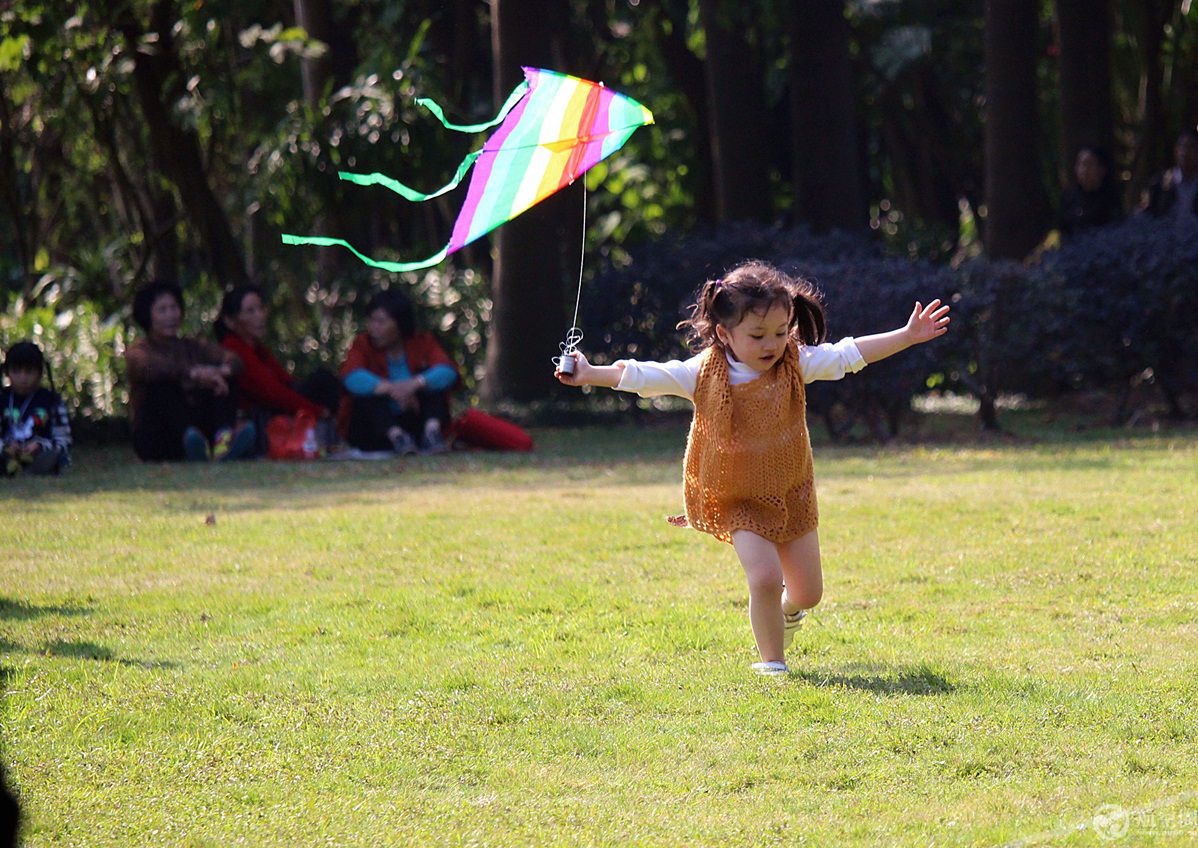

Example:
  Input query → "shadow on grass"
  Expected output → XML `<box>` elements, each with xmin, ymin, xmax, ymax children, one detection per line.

<box><xmin>0</xmin><ymin>427</ymin><xmax>690</xmax><ymax>504</ymax></box>
<box><xmin>2</xmin><ymin>422</ymin><xmax>1194</xmax><ymax>509</ymax></box>
<box><xmin>793</xmin><ymin>662</ymin><xmax>955</xmax><ymax>696</ymax></box>
<box><xmin>0</xmin><ymin>598</ymin><xmax>92</xmax><ymax>621</ymax></box>
<box><xmin>40</xmin><ymin>640</ymin><xmax>177</xmax><ymax>670</ymax></box>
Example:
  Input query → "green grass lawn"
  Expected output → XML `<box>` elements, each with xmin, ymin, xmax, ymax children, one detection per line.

<box><xmin>3</xmin><ymin>420</ymin><xmax>1198</xmax><ymax>846</ymax></box>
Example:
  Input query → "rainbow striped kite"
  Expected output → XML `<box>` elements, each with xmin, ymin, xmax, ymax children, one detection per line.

<box><xmin>282</xmin><ymin>67</ymin><xmax>655</xmax><ymax>272</ymax></box>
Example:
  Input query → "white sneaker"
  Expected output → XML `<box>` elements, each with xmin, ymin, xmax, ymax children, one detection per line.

<box><xmin>390</xmin><ymin>429</ymin><xmax>418</xmax><ymax>456</ymax></box>
<box><xmin>782</xmin><ymin>609</ymin><xmax>807</xmax><ymax>650</ymax></box>
<box><xmin>751</xmin><ymin>660</ymin><xmax>789</xmax><ymax>677</ymax></box>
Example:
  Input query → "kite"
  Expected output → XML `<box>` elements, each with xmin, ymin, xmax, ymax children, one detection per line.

<box><xmin>281</xmin><ymin>67</ymin><xmax>655</xmax><ymax>274</ymax></box>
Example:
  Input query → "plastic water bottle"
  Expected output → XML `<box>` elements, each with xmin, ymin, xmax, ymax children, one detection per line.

<box><xmin>302</xmin><ymin>426</ymin><xmax>318</xmax><ymax>459</ymax></box>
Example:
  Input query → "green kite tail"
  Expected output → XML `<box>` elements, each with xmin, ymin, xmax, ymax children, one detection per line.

<box><xmin>305</xmin><ymin>80</ymin><xmax>530</xmax><ymax>232</ymax></box>
<box><xmin>415</xmin><ymin>79</ymin><xmax>530</xmax><ymax>132</ymax></box>
<box><xmin>337</xmin><ymin>150</ymin><xmax>481</xmax><ymax>202</ymax></box>
<box><xmin>279</xmin><ymin>235</ymin><xmax>449</xmax><ymax>273</ymax></box>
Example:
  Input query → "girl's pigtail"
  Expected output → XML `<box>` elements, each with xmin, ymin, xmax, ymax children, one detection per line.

<box><xmin>677</xmin><ymin>278</ymin><xmax>723</xmax><ymax>351</ymax></box>
<box><xmin>790</xmin><ymin>283</ymin><xmax>827</xmax><ymax>346</ymax></box>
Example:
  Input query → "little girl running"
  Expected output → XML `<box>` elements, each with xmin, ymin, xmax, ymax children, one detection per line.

<box><xmin>555</xmin><ymin>261</ymin><xmax>949</xmax><ymax>676</ymax></box>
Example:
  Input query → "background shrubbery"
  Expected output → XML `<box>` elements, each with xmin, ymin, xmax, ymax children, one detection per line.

<box><xmin>583</xmin><ymin>216</ymin><xmax>1198</xmax><ymax>438</ymax></box>
<box><xmin>4</xmin><ymin>216</ymin><xmax>1195</xmax><ymax>440</ymax></box>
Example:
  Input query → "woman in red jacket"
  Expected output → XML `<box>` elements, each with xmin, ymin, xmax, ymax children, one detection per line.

<box><xmin>216</xmin><ymin>286</ymin><xmax>341</xmax><ymax>423</ymax></box>
<box><xmin>339</xmin><ymin>290</ymin><xmax>459</xmax><ymax>454</ymax></box>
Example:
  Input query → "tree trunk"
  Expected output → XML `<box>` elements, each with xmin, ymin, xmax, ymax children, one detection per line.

<box><xmin>877</xmin><ymin>70</ymin><xmax>962</xmax><ymax>230</ymax></box>
<box><xmin>482</xmin><ymin>0</ymin><xmax>575</xmax><ymax>403</ymax></box>
<box><xmin>1129</xmin><ymin>0</ymin><xmax>1173</xmax><ymax>201</ymax></box>
<box><xmin>292</xmin><ymin>0</ymin><xmax>343</xmax><ymax>285</ymax></box>
<box><xmin>698</xmin><ymin>0</ymin><xmax>771</xmax><ymax>222</ymax></box>
<box><xmin>789</xmin><ymin>0</ymin><xmax>866</xmax><ymax>232</ymax></box>
<box><xmin>117</xmin><ymin>0</ymin><xmax>248</xmax><ymax>286</ymax></box>
<box><xmin>0</xmin><ymin>73</ymin><xmax>33</xmax><ymax>289</ymax></box>
<box><xmin>983</xmin><ymin>0</ymin><xmax>1052</xmax><ymax>260</ymax></box>
<box><xmin>293</xmin><ymin>0</ymin><xmax>335</xmax><ymax>106</ymax></box>
<box><xmin>87</xmin><ymin>96</ymin><xmax>179</xmax><ymax>289</ymax></box>
<box><xmin>1056</xmin><ymin>0</ymin><xmax>1114</xmax><ymax>171</ymax></box>
<box><xmin>651</xmin><ymin>0</ymin><xmax>716</xmax><ymax>223</ymax></box>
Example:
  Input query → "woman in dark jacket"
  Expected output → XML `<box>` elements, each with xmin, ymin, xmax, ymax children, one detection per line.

<box><xmin>125</xmin><ymin>281</ymin><xmax>255</xmax><ymax>462</ymax></box>
<box><xmin>1058</xmin><ymin>146</ymin><xmax>1123</xmax><ymax>238</ymax></box>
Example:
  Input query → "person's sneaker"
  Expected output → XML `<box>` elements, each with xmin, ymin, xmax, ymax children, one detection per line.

<box><xmin>782</xmin><ymin>609</ymin><xmax>807</xmax><ymax>650</ymax></box>
<box><xmin>213</xmin><ymin>424</ymin><xmax>257</xmax><ymax>462</ymax></box>
<box><xmin>390</xmin><ymin>429</ymin><xmax>418</xmax><ymax>456</ymax></box>
<box><xmin>751</xmin><ymin>660</ymin><xmax>789</xmax><ymax>677</ymax></box>
<box><xmin>419</xmin><ymin>420</ymin><xmax>449</xmax><ymax>455</ymax></box>
<box><xmin>183</xmin><ymin>426</ymin><xmax>211</xmax><ymax>462</ymax></box>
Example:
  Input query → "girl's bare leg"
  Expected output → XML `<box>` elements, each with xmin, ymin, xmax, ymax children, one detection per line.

<box><xmin>731</xmin><ymin>530</ymin><xmax>785</xmax><ymax>663</ymax></box>
<box><xmin>777</xmin><ymin>528</ymin><xmax>823</xmax><ymax>614</ymax></box>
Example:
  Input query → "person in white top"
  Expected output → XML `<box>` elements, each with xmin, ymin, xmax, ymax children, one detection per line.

<box><xmin>1144</xmin><ymin>126</ymin><xmax>1198</xmax><ymax>233</ymax></box>
<box><xmin>555</xmin><ymin>260</ymin><xmax>950</xmax><ymax>677</ymax></box>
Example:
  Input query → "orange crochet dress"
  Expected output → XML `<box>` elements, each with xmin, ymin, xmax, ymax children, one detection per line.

<box><xmin>676</xmin><ymin>343</ymin><xmax>817</xmax><ymax>544</ymax></box>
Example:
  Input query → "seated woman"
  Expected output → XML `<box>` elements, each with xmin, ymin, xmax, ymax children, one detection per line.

<box><xmin>125</xmin><ymin>280</ymin><xmax>255</xmax><ymax>462</ymax></box>
<box><xmin>216</xmin><ymin>285</ymin><xmax>341</xmax><ymax>423</ymax></box>
<box><xmin>339</xmin><ymin>290</ymin><xmax>459</xmax><ymax>454</ymax></box>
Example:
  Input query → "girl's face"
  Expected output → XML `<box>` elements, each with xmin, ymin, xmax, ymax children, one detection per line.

<box><xmin>7</xmin><ymin>365</ymin><xmax>41</xmax><ymax>395</ymax></box>
<box><xmin>715</xmin><ymin>302</ymin><xmax>792</xmax><ymax>373</ymax></box>
<box><xmin>230</xmin><ymin>293</ymin><xmax>268</xmax><ymax>342</ymax></box>
<box><xmin>366</xmin><ymin>308</ymin><xmax>402</xmax><ymax>350</ymax></box>
<box><xmin>1075</xmin><ymin>150</ymin><xmax>1106</xmax><ymax>192</ymax></box>
<box><xmin>149</xmin><ymin>293</ymin><xmax>182</xmax><ymax>340</ymax></box>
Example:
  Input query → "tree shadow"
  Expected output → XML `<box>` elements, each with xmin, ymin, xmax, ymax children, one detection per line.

<box><xmin>0</xmin><ymin>598</ymin><xmax>92</xmax><ymax>621</ymax></box>
<box><xmin>41</xmin><ymin>640</ymin><xmax>177</xmax><ymax>670</ymax></box>
<box><xmin>792</xmin><ymin>661</ymin><xmax>955</xmax><ymax>696</ymax></box>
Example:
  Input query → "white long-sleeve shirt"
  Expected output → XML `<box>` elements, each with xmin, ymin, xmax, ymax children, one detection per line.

<box><xmin>614</xmin><ymin>337</ymin><xmax>866</xmax><ymax>401</ymax></box>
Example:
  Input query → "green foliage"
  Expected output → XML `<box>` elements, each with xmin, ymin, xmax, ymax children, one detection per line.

<box><xmin>0</xmin><ymin>298</ymin><xmax>128</xmax><ymax>420</ymax></box>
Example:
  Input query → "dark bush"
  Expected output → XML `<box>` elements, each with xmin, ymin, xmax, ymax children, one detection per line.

<box><xmin>792</xmin><ymin>255</ymin><xmax>942</xmax><ymax>440</ymax></box>
<box><xmin>584</xmin><ymin>215</ymin><xmax>1198</xmax><ymax>437</ymax></box>
<box><xmin>933</xmin><ymin>258</ymin><xmax>1045</xmax><ymax>429</ymax></box>
<box><xmin>1031</xmin><ymin>216</ymin><xmax>1198</xmax><ymax>419</ymax></box>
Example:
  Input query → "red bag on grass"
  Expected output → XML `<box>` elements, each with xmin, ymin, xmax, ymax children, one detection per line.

<box><xmin>266</xmin><ymin>412</ymin><xmax>321</xmax><ymax>460</ymax></box>
<box><xmin>449</xmin><ymin>409</ymin><xmax>533</xmax><ymax>451</ymax></box>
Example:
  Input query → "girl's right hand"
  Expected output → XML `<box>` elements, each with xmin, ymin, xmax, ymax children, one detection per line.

<box><xmin>554</xmin><ymin>351</ymin><xmax>590</xmax><ymax>386</ymax></box>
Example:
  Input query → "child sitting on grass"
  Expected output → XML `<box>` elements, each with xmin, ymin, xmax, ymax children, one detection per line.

<box><xmin>1</xmin><ymin>340</ymin><xmax>71</xmax><ymax>476</ymax></box>
<box><xmin>555</xmin><ymin>261</ymin><xmax>949</xmax><ymax>676</ymax></box>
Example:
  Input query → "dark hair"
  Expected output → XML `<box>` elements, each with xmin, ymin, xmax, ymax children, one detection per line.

<box><xmin>365</xmin><ymin>289</ymin><xmax>416</xmax><ymax>338</ymax></box>
<box><xmin>3</xmin><ymin>340</ymin><xmax>44</xmax><ymax>375</ymax></box>
<box><xmin>216</xmin><ymin>285</ymin><xmax>266</xmax><ymax>340</ymax></box>
<box><xmin>677</xmin><ymin>260</ymin><xmax>826</xmax><ymax>351</ymax></box>
<box><xmin>1177</xmin><ymin>126</ymin><xmax>1198</xmax><ymax>145</ymax></box>
<box><xmin>1075</xmin><ymin>145</ymin><xmax>1113</xmax><ymax>173</ymax></box>
<box><xmin>132</xmin><ymin>281</ymin><xmax>184</xmax><ymax>333</ymax></box>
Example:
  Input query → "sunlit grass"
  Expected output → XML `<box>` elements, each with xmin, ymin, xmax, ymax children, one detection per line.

<box><xmin>3</xmin><ymin>422</ymin><xmax>1197</xmax><ymax>846</ymax></box>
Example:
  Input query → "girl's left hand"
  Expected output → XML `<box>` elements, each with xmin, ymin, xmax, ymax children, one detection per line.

<box><xmin>905</xmin><ymin>299</ymin><xmax>951</xmax><ymax>344</ymax></box>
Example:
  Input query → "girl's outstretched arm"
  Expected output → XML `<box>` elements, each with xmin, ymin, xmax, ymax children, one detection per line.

<box><xmin>554</xmin><ymin>352</ymin><xmax>626</xmax><ymax>388</ymax></box>
<box><xmin>854</xmin><ymin>299</ymin><xmax>951</xmax><ymax>364</ymax></box>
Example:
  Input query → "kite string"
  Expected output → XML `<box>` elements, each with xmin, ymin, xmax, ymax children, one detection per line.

<box><xmin>555</xmin><ymin>181</ymin><xmax>587</xmax><ymax>371</ymax></box>
<box><xmin>569</xmin><ymin>181</ymin><xmax>587</xmax><ymax>336</ymax></box>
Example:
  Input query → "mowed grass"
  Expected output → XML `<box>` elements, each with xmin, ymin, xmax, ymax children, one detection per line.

<box><xmin>2</xmin><ymin>420</ymin><xmax>1198</xmax><ymax>847</ymax></box>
